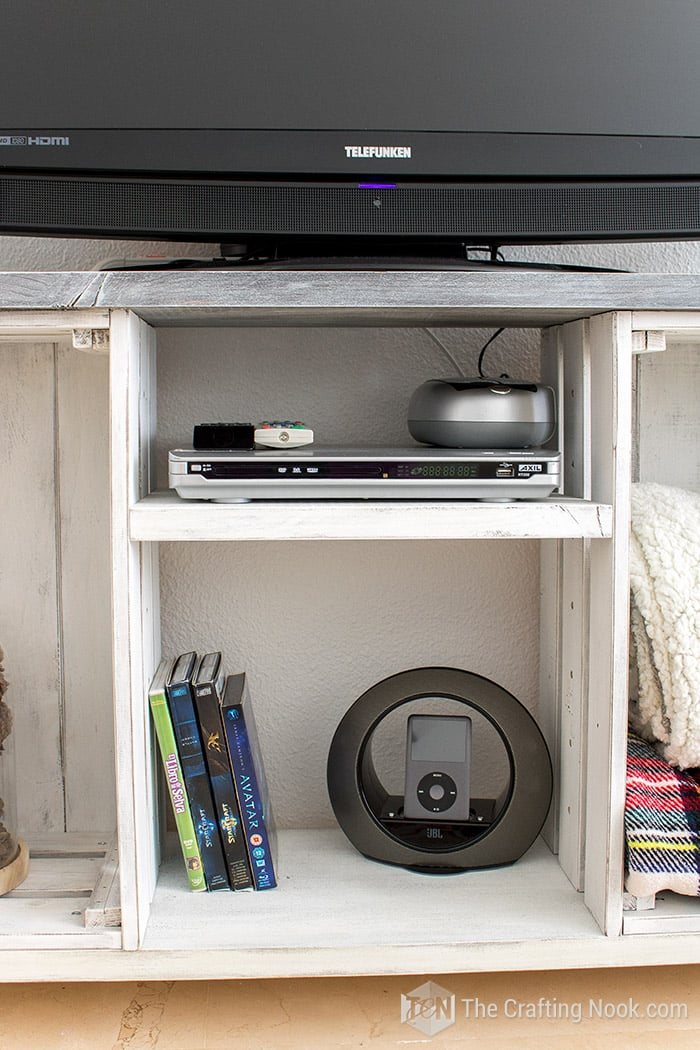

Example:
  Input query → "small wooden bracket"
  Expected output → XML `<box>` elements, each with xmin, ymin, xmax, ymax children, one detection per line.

<box><xmin>623</xmin><ymin>890</ymin><xmax>656</xmax><ymax>912</ymax></box>
<box><xmin>631</xmin><ymin>330</ymin><xmax>666</xmax><ymax>355</ymax></box>
<box><xmin>84</xmin><ymin>838</ymin><xmax>121</xmax><ymax>929</ymax></box>
<box><xmin>72</xmin><ymin>328</ymin><xmax>110</xmax><ymax>353</ymax></box>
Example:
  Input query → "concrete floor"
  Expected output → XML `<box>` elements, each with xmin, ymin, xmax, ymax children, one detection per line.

<box><xmin>1</xmin><ymin>966</ymin><xmax>699</xmax><ymax>1048</ymax></box>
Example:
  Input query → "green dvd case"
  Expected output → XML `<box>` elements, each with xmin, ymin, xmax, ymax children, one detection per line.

<box><xmin>148</xmin><ymin>656</ymin><xmax>206</xmax><ymax>892</ymax></box>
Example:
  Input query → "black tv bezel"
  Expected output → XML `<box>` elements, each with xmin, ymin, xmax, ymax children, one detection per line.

<box><xmin>2</xmin><ymin>128</ymin><xmax>700</xmax><ymax>247</ymax></box>
<box><xmin>3</xmin><ymin>128</ymin><xmax>700</xmax><ymax>178</ymax></box>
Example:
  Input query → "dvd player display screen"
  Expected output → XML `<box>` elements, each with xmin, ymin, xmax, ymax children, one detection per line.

<box><xmin>188</xmin><ymin>460</ymin><xmax>548</xmax><ymax>480</ymax></box>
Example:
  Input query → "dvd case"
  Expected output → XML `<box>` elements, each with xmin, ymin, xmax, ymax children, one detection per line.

<box><xmin>148</xmin><ymin>657</ymin><xmax>206</xmax><ymax>892</ymax></box>
<box><xmin>221</xmin><ymin>672</ymin><xmax>277</xmax><ymax>890</ymax></box>
<box><xmin>192</xmin><ymin>653</ymin><xmax>254</xmax><ymax>891</ymax></box>
<box><xmin>166</xmin><ymin>652</ymin><xmax>229</xmax><ymax>891</ymax></box>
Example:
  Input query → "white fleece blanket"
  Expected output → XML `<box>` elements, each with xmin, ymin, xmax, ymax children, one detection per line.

<box><xmin>629</xmin><ymin>482</ymin><xmax>700</xmax><ymax>769</ymax></box>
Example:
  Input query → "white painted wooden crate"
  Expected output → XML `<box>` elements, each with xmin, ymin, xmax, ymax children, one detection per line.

<box><xmin>1</xmin><ymin>272</ymin><xmax>700</xmax><ymax>980</ymax></box>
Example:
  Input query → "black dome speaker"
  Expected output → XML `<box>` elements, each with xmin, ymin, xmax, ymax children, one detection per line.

<box><xmin>327</xmin><ymin>667</ymin><xmax>552</xmax><ymax>873</ymax></box>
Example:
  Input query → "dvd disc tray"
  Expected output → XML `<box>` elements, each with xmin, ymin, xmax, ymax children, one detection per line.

<box><xmin>169</xmin><ymin>447</ymin><xmax>561</xmax><ymax>501</ymax></box>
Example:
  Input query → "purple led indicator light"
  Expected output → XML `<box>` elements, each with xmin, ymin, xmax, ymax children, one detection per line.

<box><xmin>358</xmin><ymin>183</ymin><xmax>396</xmax><ymax>189</ymax></box>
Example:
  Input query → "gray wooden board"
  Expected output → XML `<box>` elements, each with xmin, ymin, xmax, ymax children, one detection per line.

<box><xmin>0</xmin><ymin>271</ymin><xmax>699</xmax><ymax>327</ymax></box>
<box><xmin>0</xmin><ymin>272</ymin><xmax>103</xmax><ymax>309</ymax></box>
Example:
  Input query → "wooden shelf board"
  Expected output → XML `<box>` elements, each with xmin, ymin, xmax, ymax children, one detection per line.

<box><xmin>130</xmin><ymin>491</ymin><xmax>612</xmax><ymax>542</ymax></box>
<box><xmin>142</xmin><ymin>830</ymin><xmax>598</xmax><ymax>954</ymax></box>
<box><xmin>124</xmin><ymin>830</ymin><xmax>700</xmax><ymax>977</ymax></box>
<box><xmin>3</xmin><ymin>269</ymin><xmax>700</xmax><ymax>328</ymax></box>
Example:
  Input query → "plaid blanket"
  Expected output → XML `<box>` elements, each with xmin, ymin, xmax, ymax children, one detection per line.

<box><xmin>625</xmin><ymin>732</ymin><xmax>700</xmax><ymax>897</ymax></box>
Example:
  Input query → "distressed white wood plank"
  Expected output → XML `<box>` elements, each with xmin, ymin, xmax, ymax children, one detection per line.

<box><xmin>7</xmin><ymin>857</ymin><xmax>103</xmax><ymax>899</ymax></box>
<box><xmin>538</xmin><ymin>538</ymin><xmax>561</xmax><ymax>856</ymax></box>
<box><xmin>557</xmin><ymin>539</ymin><xmax>589</xmax><ymax>892</ymax></box>
<box><xmin>540</xmin><ymin>325</ymin><xmax>564</xmax><ymax>460</ymax></box>
<box><xmin>560</xmin><ymin>319</ymin><xmax>592</xmax><ymax>500</ymax></box>
<box><xmin>55</xmin><ymin>346</ymin><xmax>115</xmax><ymax>833</ymax></box>
<box><xmin>584</xmin><ymin>312</ymin><xmax>633</xmax><ymax>937</ymax></box>
<box><xmin>109</xmin><ymin>311</ymin><xmax>141</xmax><ymax>953</ymax></box>
<box><xmin>0</xmin><ymin>342</ymin><xmax>64</xmax><ymax>834</ymax></box>
<box><xmin>109</xmin><ymin>310</ymin><xmax>159</xmax><ymax>951</ymax></box>
<box><xmin>0</xmin><ymin>937</ymin><xmax>693</xmax><ymax>982</ymax></box>
<box><xmin>5</xmin><ymin>927</ymin><xmax>700</xmax><ymax>982</ymax></box>
<box><xmin>537</xmin><ymin>328</ymin><xmax>565</xmax><ymax>853</ymax></box>
<box><xmin>0</xmin><ymin>272</ymin><xmax>105</xmax><ymax>310</ymax></box>
<box><xmin>537</xmin><ymin>327</ymin><xmax>564</xmax><ymax>849</ymax></box>
<box><xmin>632</xmin><ymin>311</ymin><xmax>700</xmax><ymax>333</ymax></box>
<box><xmin>0</xmin><ymin>923</ymin><xmax>120</xmax><ymax>950</ymax></box>
<box><xmin>0</xmin><ymin>309</ymin><xmax>110</xmax><ymax>337</ymax></box>
<box><xmin>25</xmin><ymin>832</ymin><xmax>114</xmax><ymax>855</ymax></box>
<box><xmin>134</xmin><ymin>313</ymin><xmax>162</xmax><ymax>931</ymax></box>
<box><xmin>142</xmin><ymin>831</ymin><xmax>601</xmax><ymax>953</ymax></box>
<box><xmin>139</xmin><ymin>539</ymin><xmax>162</xmax><ymax>859</ymax></box>
<box><xmin>543</xmin><ymin>319</ymin><xmax>593</xmax><ymax>891</ymax></box>
<box><xmin>0</xmin><ymin>272</ymin><xmax>697</xmax><ymax>326</ymax></box>
<box><xmin>91</xmin><ymin>271</ymin><xmax>700</xmax><ymax>324</ymax></box>
<box><xmin>84</xmin><ymin>840</ymin><xmax>121</xmax><ymax>929</ymax></box>
<box><xmin>130</xmin><ymin>492</ymin><xmax>612</xmax><ymax>541</ymax></box>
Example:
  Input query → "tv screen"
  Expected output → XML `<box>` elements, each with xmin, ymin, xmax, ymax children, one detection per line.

<box><xmin>2</xmin><ymin>0</ymin><xmax>700</xmax><ymax>249</ymax></box>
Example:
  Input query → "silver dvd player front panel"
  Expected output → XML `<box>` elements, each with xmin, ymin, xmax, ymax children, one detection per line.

<box><xmin>168</xmin><ymin>447</ymin><xmax>561</xmax><ymax>501</ymax></box>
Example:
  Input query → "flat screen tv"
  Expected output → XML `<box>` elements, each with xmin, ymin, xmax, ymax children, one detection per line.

<box><xmin>2</xmin><ymin>0</ymin><xmax>700</xmax><ymax>256</ymax></box>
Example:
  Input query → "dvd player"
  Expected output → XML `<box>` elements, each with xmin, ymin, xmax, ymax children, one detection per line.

<box><xmin>169</xmin><ymin>447</ymin><xmax>561</xmax><ymax>501</ymax></box>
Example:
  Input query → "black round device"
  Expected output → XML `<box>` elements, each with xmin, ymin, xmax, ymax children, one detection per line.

<box><xmin>326</xmin><ymin>667</ymin><xmax>552</xmax><ymax>873</ymax></box>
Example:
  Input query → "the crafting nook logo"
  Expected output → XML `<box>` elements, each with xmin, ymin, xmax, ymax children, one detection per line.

<box><xmin>400</xmin><ymin>980</ymin><xmax>456</xmax><ymax>1037</ymax></box>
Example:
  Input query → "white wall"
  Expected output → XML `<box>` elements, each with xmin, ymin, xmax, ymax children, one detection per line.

<box><xmin>155</xmin><ymin>322</ymin><xmax>542</xmax><ymax>825</ymax></box>
<box><xmin>2</xmin><ymin>233</ymin><xmax>699</xmax><ymax>829</ymax></box>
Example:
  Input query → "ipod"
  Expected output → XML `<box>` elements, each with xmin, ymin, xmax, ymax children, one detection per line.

<box><xmin>403</xmin><ymin>713</ymin><xmax>471</xmax><ymax>821</ymax></box>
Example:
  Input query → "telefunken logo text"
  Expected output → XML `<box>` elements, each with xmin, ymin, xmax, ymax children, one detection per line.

<box><xmin>344</xmin><ymin>145</ymin><xmax>411</xmax><ymax>159</ymax></box>
<box><xmin>0</xmin><ymin>135</ymin><xmax>70</xmax><ymax>146</ymax></box>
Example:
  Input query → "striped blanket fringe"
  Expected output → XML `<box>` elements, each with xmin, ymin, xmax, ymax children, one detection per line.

<box><xmin>625</xmin><ymin>732</ymin><xmax>700</xmax><ymax>897</ymax></box>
